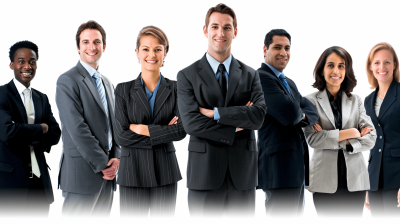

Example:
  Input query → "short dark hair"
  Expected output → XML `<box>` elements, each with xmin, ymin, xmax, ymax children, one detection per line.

<box><xmin>76</xmin><ymin>20</ymin><xmax>106</xmax><ymax>48</ymax></box>
<box><xmin>136</xmin><ymin>26</ymin><xmax>169</xmax><ymax>53</ymax></box>
<box><xmin>9</xmin><ymin>40</ymin><xmax>39</xmax><ymax>62</ymax></box>
<box><xmin>205</xmin><ymin>3</ymin><xmax>237</xmax><ymax>29</ymax></box>
<box><xmin>264</xmin><ymin>29</ymin><xmax>291</xmax><ymax>49</ymax></box>
<box><xmin>312</xmin><ymin>46</ymin><xmax>357</xmax><ymax>97</ymax></box>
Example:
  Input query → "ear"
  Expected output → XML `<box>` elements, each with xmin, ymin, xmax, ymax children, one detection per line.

<box><xmin>164</xmin><ymin>49</ymin><xmax>168</xmax><ymax>59</ymax></box>
<box><xmin>263</xmin><ymin>45</ymin><xmax>267</xmax><ymax>57</ymax></box>
<box><xmin>233</xmin><ymin>27</ymin><xmax>238</xmax><ymax>39</ymax></box>
<box><xmin>203</xmin><ymin>25</ymin><xmax>208</xmax><ymax>38</ymax></box>
<box><xmin>135</xmin><ymin>48</ymin><xmax>139</xmax><ymax>58</ymax></box>
<box><xmin>103</xmin><ymin>44</ymin><xmax>106</xmax><ymax>52</ymax></box>
<box><xmin>9</xmin><ymin>62</ymin><xmax>14</xmax><ymax>70</ymax></box>
<box><xmin>77</xmin><ymin>45</ymin><xmax>80</xmax><ymax>53</ymax></box>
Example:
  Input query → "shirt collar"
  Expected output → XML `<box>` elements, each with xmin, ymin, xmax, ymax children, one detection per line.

<box><xmin>13</xmin><ymin>78</ymin><xmax>31</xmax><ymax>95</ymax></box>
<box><xmin>80</xmin><ymin>59</ymin><xmax>99</xmax><ymax>77</ymax></box>
<box><xmin>264</xmin><ymin>62</ymin><xmax>284</xmax><ymax>78</ymax></box>
<box><xmin>326</xmin><ymin>89</ymin><xmax>342</xmax><ymax>103</ymax></box>
<box><xmin>140</xmin><ymin>75</ymin><xmax>162</xmax><ymax>92</ymax></box>
<box><xmin>206</xmin><ymin>52</ymin><xmax>232</xmax><ymax>75</ymax></box>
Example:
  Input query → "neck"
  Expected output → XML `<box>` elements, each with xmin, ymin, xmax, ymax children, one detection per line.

<box><xmin>141</xmin><ymin>70</ymin><xmax>160</xmax><ymax>92</ymax></box>
<box><xmin>326</xmin><ymin>85</ymin><xmax>341</xmax><ymax>100</ymax></box>
<box><xmin>377</xmin><ymin>80</ymin><xmax>392</xmax><ymax>99</ymax></box>
<box><xmin>208</xmin><ymin>48</ymin><xmax>231</xmax><ymax>63</ymax></box>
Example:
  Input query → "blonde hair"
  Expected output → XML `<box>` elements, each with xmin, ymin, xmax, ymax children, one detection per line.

<box><xmin>366</xmin><ymin>42</ymin><xmax>400</xmax><ymax>89</ymax></box>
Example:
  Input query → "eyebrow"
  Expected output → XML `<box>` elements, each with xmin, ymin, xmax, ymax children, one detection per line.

<box><xmin>17</xmin><ymin>57</ymin><xmax>36</xmax><ymax>60</ymax></box>
<box><xmin>210</xmin><ymin>23</ymin><xmax>232</xmax><ymax>27</ymax></box>
<box><xmin>141</xmin><ymin>45</ymin><xmax>163</xmax><ymax>48</ymax></box>
<box><xmin>81</xmin><ymin>39</ymin><xmax>101</xmax><ymax>42</ymax></box>
<box><xmin>273</xmin><ymin>44</ymin><xmax>290</xmax><ymax>47</ymax></box>
<box><xmin>327</xmin><ymin>62</ymin><xmax>345</xmax><ymax>64</ymax></box>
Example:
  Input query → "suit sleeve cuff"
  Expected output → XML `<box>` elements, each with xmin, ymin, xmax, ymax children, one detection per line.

<box><xmin>214</xmin><ymin>107</ymin><xmax>220</xmax><ymax>121</ymax></box>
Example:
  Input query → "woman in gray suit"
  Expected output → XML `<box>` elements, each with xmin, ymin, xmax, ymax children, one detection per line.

<box><xmin>303</xmin><ymin>46</ymin><xmax>376</xmax><ymax>217</ymax></box>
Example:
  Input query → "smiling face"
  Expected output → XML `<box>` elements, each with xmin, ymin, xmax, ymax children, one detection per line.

<box><xmin>136</xmin><ymin>35</ymin><xmax>167</xmax><ymax>73</ymax></box>
<box><xmin>77</xmin><ymin>29</ymin><xmax>106</xmax><ymax>69</ymax></box>
<box><xmin>9</xmin><ymin>48</ymin><xmax>37</xmax><ymax>87</ymax></box>
<box><xmin>323</xmin><ymin>53</ymin><xmax>346</xmax><ymax>90</ymax></box>
<box><xmin>370</xmin><ymin>49</ymin><xmax>395</xmax><ymax>85</ymax></box>
<box><xmin>264</xmin><ymin>35</ymin><xmax>290</xmax><ymax>72</ymax></box>
<box><xmin>203</xmin><ymin>12</ymin><xmax>237</xmax><ymax>61</ymax></box>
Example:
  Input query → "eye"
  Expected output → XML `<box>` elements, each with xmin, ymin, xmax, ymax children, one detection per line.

<box><xmin>156</xmin><ymin>49</ymin><xmax>162</xmax><ymax>52</ymax></box>
<box><xmin>142</xmin><ymin>48</ymin><xmax>149</xmax><ymax>52</ymax></box>
<box><xmin>29</xmin><ymin>61</ymin><xmax>36</xmax><ymax>65</ymax></box>
<box><xmin>224</xmin><ymin>27</ymin><xmax>231</xmax><ymax>30</ymax></box>
<box><xmin>211</xmin><ymin>26</ymin><xmax>217</xmax><ymax>29</ymax></box>
<box><xmin>19</xmin><ymin>60</ymin><xmax>24</xmax><ymax>64</ymax></box>
<box><xmin>374</xmin><ymin>62</ymin><xmax>379</xmax><ymax>65</ymax></box>
<box><xmin>285</xmin><ymin>47</ymin><xmax>290</xmax><ymax>50</ymax></box>
<box><xmin>385</xmin><ymin>61</ymin><xmax>390</xmax><ymax>64</ymax></box>
<box><xmin>274</xmin><ymin>47</ymin><xmax>281</xmax><ymax>50</ymax></box>
<box><xmin>339</xmin><ymin>65</ymin><xmax>345</xmax><ymax>68</ymax></box>
<box><xmin>327</xmin><ymin>64</ymin><xmax>334</xmax><ymax>68</ymax></box>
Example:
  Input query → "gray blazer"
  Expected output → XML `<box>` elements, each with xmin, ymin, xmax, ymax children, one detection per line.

<box><xmin>56</xmin><ymin>61</ymin><xmax>120</xmax><ymax>194</ymax></box>
<box><xmin>303</xmin><ymin>89</ymin><xmax>376</xmax><ymax>193</ymax></box>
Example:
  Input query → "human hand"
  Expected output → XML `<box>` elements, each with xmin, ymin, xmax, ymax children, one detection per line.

<box><xmin>129</xmin><ymin>124</ymin><xmax>150</xmax><ymax>136</ymax></box>
<box><xmin>313</xmin><ymin>123</ymin><xmax>322</xmax><ymax>132</ymax></box>
<box><xmin>101</xmin><ymin>158</ymin><xmax>120</xmax><ymax>180</ymax></box>
<box><xmin>199</xmin><ymin>107</ymin><xmax>214</xmax><ymax>118</ymax></box>
<box><xmin>236</xmin><ymin>127</ymin><xmax>243</xmax><ymax>132</ymax></box>
<box><xmin>349</xmin><ymin>128</ymin><xmax>361</xmax><ymax>138</ymax></box>
<box><xmin>40</xmin><ymin>123</ymin><xmax>48</xmax><ymax>134</ymax></box>
<box><xmin>168</xmin><ymin>116</ymin><xmax>179</xmax><ymax>125</ymax></box>
<box><xmin>245</xmin><ymin>101</ymin><xmax>253</xmax><ymax>106</ymax></box>
<box><xmin>365</xmin><ymin>191</ymin><xmax>370</xmax><ymax>210</ymax></box>
<box><xmin>360</xmin><ymin>127</ymin><xmax>374</xmax><ymax>137</ymax></box>
<box><xmin>397</xmin><ymin>188</ymin><xmax>400</xmax><ymax>207</ymax></box>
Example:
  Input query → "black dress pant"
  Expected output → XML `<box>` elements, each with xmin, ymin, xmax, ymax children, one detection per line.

<box><xmin>188</xmin><ymin>173</ymin><xmax>255</xmax><ymax>217</ymax></box>
<box><xmin>0</xmin><ymin>175</ymin><xmax>49</xmax><ymax>217</ymax></box>
<box><xmin>313</xmin><ymin>188</ymin><xmax>365</xmax><ymax>217</ymax></box>
<box><xmin>263</xmin><ymin>182</ymin><xmax>304</xmax><ymax>217</ymax></box>
<box><xmin>369</xmin><ymin>188</ymin><xmax>400</xmax><ymax>217</ymax></box>
<box><xmin>120</xmin><ymin>183</ymin><xmax>177</xmax><ymax>217</ymax></box>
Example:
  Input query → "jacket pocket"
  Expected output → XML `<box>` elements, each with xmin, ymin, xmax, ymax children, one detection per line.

<box><xmin>0</xmin><ymin>162</ymin><xmax>14</xmax><ymax>173</ymax></box>
<box><xmin>390</xmin><ymin>149</ymin><xmax>400</xmax><ymax>157</ymax></box>
<box><xmin>188</xmin><ymin>140</ymin><xmax>206</xmax><ymax>153</ymax></box>
<box><xmin>69</xmin><ymin>148</ymin><xmax>82</xmax><ymax>157</ymax></box>
<box><xmin>248</xmin><ymin>139</ymin><xmax>257</xmax><ymax>151</ymax></box>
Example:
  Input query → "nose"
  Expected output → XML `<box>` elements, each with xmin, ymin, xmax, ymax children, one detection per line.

<box><xmin>218</xmin><ymin>27</ymin><xmax>225</xmax><ymax>37</ymax></box>
<box><xmin>279</xmin><ymin>48</ymin><xmax>287</xmax><ymax>56</ymax></box>
<box><xmin>88</xmin><ymin>42</ymin><xmax>95</xmax><ymax>50</ymax></box>
<box><xmin>333</xmin><ymin>66</ymin><xmax>339</xmax><ymax>74</ymax></box>
<box><xmin>379</xmin><ymin>63</ymin><xmax>384</xmax><ymax>70</ymax></box>
<box><xmin>24</xmin><ymin>62</ymin><xmax>32</xmax><ymax>70</ymax></box>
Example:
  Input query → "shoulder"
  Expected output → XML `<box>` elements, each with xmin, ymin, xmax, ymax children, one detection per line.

<box><xmin>115</xmin><ymin>80</ymin><xmax>135</xmax><ymax>95</ymax></box>
<box><xmin>0</xmin><ymin>83</ymin><xmax>10</xmax><ymax>101</ymax></box>
<box><xmin>101</xmin><ymin>74</ymin><xmax>113</xmax><ymax>86</ymax></box>
<box><xmin>179</xmin><ymin>59</ymin><xmax>202</xmax><ymax>75</ymax></box>
<box><xmin>57</xmin><ymin>66</ymin><xmax>80</xmax><ymax>84</ymax></box>
<box><xmin>235</xmin><ymin>59</ymin><xmax>256</xmax><ymax>74</ymax></box>
<box><xmin>364</xmin><ymin>91</ymin><xmax>375</xmax><ymax>103</ymax></box>
<box><xmin>305</xmin><ymin>91</ymin><xmax>320</xmax><ymax>104</ymax></box>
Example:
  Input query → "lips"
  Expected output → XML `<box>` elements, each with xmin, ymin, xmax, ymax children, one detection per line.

<box><xmin>85</xmin><ymin>52</ymin><xmax>98</xmax><ymax>56</ymax></box>
<box><xmin>145</xmin><ymin>60</ymin><xmax>157</xmax><ymax>64</ymax></box>
<box><xmin>21</xmin><ymin>72</ymin><xmax>33</xmax><ymax>78</ymax></box>
<box><xmin>330</xmin><ymin>76</ymin><xmax>341</xmax><ymax>80</ymax></box>
<box><xmin>215</xmin><ymin>39</ymin><xmax>226</xmax><ymax>43</ymax></box>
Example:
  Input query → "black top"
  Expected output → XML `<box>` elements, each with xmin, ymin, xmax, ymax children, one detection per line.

<box><xmin>326</xmin><ymin>90</ymin><xmax>352</xmax><ymax>189</ymax></box>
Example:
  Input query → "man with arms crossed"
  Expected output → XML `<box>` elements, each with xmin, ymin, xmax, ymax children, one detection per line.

<box><xmin>56</xmin><ymin>20</ymin><xmax>120</xmax><ymax>216</ymax></box>
<box><xmin>177</xmin><ymin>4</ymin><xmax>267</xmax><ymax>216</ymax></box>
<box><xmin>257</xmin><ymin>29</ymin><xmax>318</xmax><ymax>216</ymax></box>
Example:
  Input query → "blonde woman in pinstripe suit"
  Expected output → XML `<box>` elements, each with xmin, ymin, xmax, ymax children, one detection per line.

<box><xmin>114</xmin><ymin>26</ymin><xmax>186</xmax><ymax>217</ymax></box>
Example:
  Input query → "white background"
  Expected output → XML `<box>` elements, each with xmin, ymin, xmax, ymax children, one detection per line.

<box><xmin>1</xmin><ymin>0</ymin><xmax>398</xmax><ymax>222</ymax></box>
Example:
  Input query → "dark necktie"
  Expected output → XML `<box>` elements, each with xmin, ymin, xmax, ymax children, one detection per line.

<box><xmin>218</xmin><ymin>64</ymin><xmax>227</xmax><ymax>98</ymax></box>
<box><xmin>279</xmin><ymin>74</ymin><xmax>291</xmax><ymax>94</ymax></box>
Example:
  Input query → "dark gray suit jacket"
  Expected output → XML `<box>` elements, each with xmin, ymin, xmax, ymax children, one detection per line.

<box><xmin>56</xmin><ymin>61</ymin><xmax>120</xmax><ymax>195</ymax></box>
<box><xmin>177</xmin><ymin>54</ymin><xmax>267</xmax><ymax>191</ymax></box>
<box><xmin>114</xmin><ymin>75</ymin><xmax>186</xmax><ymax>188</ymax></box>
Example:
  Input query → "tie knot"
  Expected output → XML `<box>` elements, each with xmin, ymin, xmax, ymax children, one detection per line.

<box><xmin>23</xmin><ymin>88</ymin><xmax>31</xmax><ymax>96</ymax></box>
<box><xmin>218</xmin><ymin>64</ymin><xmax>226</xmax><ymax>73</ymax></box>
<box><xmin>279</xmin><ymin>73</ymin><xmax>286</xmax><ymax>80</ymax></box>
<box><xmin>93</xmin><ymin>71</ymin><xmax>101</xmax><ymax>80</ymax></box>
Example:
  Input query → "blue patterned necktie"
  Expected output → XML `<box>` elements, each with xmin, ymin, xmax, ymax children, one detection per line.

<box><xmin>279</xmin><ymin>73</ymin><xmax>291</xmax><ymax>94</ymax></box>
<box><xmin>92</xmin><ymin>71</ymin><xmax>112</xmax><ymax>151</ymax></box>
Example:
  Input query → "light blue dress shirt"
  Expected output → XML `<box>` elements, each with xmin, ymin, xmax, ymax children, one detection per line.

<box><xmin>205</xmin><ymin>52</ymin><xmax>232</xmax><ymax>121</ymax></box>
<box><xmin>141</xmin><ymin>75</ymin><xmax>161</xmax><ymax>118</ymax></box>
<box><xmin>264</xmin><ymin>62</ymin><xmax>282</xmax><ymax>79</ymax></box>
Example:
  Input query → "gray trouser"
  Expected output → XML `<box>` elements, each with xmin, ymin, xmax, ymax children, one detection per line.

<box><xmin>62</xmin><ymin>179</ymin><xmax>113</xmax><ymax>217</ymax></box>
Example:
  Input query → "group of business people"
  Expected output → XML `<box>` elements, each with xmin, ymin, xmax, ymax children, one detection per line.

<box><xmin>0</xmin><ymin>3</ymin><xmax>399</xmax><ymax>218</ymax></box>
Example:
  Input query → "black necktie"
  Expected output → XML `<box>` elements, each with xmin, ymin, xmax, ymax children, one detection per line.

<box><xmin>218</xmin><ymin>64</ymin><xmax>227</xmax><ymax>98</ymax></box>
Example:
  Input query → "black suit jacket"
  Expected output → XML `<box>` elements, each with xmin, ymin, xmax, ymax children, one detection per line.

<box><xmin>0</xmin><ymin>80</ymin><xmax>61</xmax><ymax>204</ymax></box>
<box><xmin>177</xmin><ymin>54</ymin><xmax>267</xmax><ymax>191</ymax></box>
<box><xmin>257</xmin><ymin>63</ymin><xmax>318</xmax><ymax>190</ymax></box>
<box><xmin>114</xmin><ymin>75</ymin><xmax>186</xmax><ymax>187</ymax></box>
<box><xmin>365</xmin><ymin>80</ymin><xmax>400</xmax><ymax>191</ymax></box>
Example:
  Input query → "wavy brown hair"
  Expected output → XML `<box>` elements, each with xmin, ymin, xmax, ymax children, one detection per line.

<box><xmin>312</xmin><ymin>46</ymin><xmax>357</xmax><ymax>97</ymax></box>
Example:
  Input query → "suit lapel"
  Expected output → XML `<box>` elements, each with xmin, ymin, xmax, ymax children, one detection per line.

<box><xmin>261</xmin><ymin>63</ymin><xmax>294</xmax><ymax>100</ymax></box>
<box><xmin>317</xmin><ymin>89</ymin><xmax>336</xmax><ymax>128</ymax></box>
<box><xmin>341</xmin><ymin>92</ymin><xmax>352</xmax><ymax>128</ymax></box>
<box><xmin>378</xmin><ymin>80</ymin><xmax>397</xmax><ymax>121</ymax></box>
<box><xmin>7</xmin><ymin>80</ymin><xmax>27</xmax><ymax>124</ymax></box>
<box><xmin>366</xmin><ymin>90</ymin><xmax>379</xmax><ymax>124</ymax></box>
<box><xmin>132</xmin><ymin>75</ymin><xmax>152</xmax><ymax>118</ymax></box>
<box><xmin>32</xmin><ymin>90</ymin><xmax>42</xmax><ymax>124</ymax></box>
<box><xmin>103</xmin><ymin>77</ymin><xmax>115</xmax><ymax>124</ymax></box>
<box><xmin>153</xmin><ymin>75</ymin><xmax>171</xmax><ymax>119</ymax></box>
<box><xmin>225</xmin><ymin>56</ymin><xmax>241</xmax><ymax>107</ymax></box>
<box><xmin>198</xmin><ymin>54</ymin><xmax>225</xmax><ymax>107</ymax></box>
<box><xmin>77</xmin><ymin>62</ymin><xmax>108</xmax><ymax>116</ymax></box>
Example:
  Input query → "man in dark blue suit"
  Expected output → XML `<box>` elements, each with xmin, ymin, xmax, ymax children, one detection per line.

<box><xmin>257</xmin><ymin>29</ymin><xmax>318</xmax><ymax>216</ymax></box>
<box><xmin>0</xmin><ymin>41</ymin><xmax>61</xmax><ymax>216</ymax></box>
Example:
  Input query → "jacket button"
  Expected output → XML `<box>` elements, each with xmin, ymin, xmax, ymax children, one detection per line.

<box><xmin>378</xmin><ymin>124</ymin><xmax>380</xmax><ymax>126</ymax></box>
<box><xmin>380</xmin><ymin>136</ymin><xmax>382</xmax><ymax>139</ymax></box>
<box><xmin>28</xmin><ymin>163</ymin><xmax>31</xmax><ymax>167</ymax></box>
<box><xmin>379</xmin><ymin>149</ymin><xmax>381</xmax><ymax>152</ymax></box>
<box><xmin>105</xmin><ymin>129</ymin><xmax>108</xmax><ymax>133</ymax></box>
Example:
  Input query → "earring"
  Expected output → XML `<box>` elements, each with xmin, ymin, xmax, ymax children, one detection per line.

<box><xmin>161</xmin><ymin>60</ymin><xmax>165</xmax><ymax>67</ymax></box>
<box><xmin>138</xmin><ymin>58</ymin><xmax>140</xmax><ymax>64</ymax></box>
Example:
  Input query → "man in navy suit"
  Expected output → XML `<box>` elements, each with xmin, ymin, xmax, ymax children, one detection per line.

<box><xmin>257</xmin><ymin>29</ymin><xmax>318</xmax><ymax>216</ymax></box>
<box><xmin>0</xmin><ymin>41</ymin><xmax>61</xmax><ymax>216</ymax></box>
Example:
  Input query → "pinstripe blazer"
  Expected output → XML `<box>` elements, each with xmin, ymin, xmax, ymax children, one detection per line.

<box><xmin>114</xmin><ymin>74</ymin><xmax>186</xmax><ymax>188</ymax></box>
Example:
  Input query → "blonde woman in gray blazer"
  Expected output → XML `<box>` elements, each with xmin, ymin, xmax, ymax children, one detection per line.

<box><xmin>303</xmin><ymin>46</ymin><xmax>377</xmax><ymax>217</ymax></box>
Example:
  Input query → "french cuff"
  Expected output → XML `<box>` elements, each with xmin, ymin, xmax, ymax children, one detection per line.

<box><xmin>347</xmin><ymin>138</ymin><xmax>362</xmax><ymax>154</ymax></box>
<box><xmin>339</xmin><ymin>140</ymin><xmax>347</xmax><ymax>150</ymax></box>
<box><xmin>214</xmin><ymin>107</ymin><xmax>220</xmax><ymax>121</ymax></box>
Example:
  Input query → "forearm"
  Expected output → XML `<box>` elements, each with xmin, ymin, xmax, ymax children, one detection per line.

<box><xmin>303</xmin><ymin>126</ymin><xmax>343</xmax><ymax>150</ymax></box>
<box><xmin>148</xmin><ymin>122</ymin><xmax>186</xmax><ymax>146</ymax></box>
<box><xmin>217</xmin><ymin>105</ymin><xmax>266</xmax><ymax>130</ymax></box>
